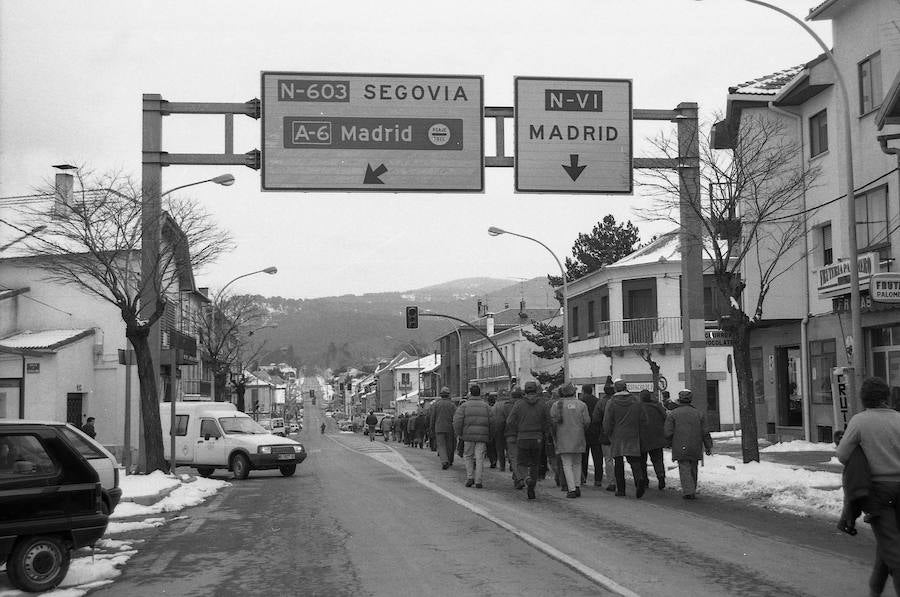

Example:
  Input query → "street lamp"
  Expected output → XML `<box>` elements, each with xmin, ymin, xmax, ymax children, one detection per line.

<box><xmin>214</xmin><ymin>266</ymin><xmax>278</xmax><ymax>304</ymax></box>
<box><xmin>698</xmin><ymin>0</ymin><xmax>863</xmax><ymax>398</ymax></box>
<box><xmin>488</xmin><ymin>226</ymin><xmax>569</xmax><ymax>384</ymax></box>
<box><xmin>160</xmin><ymin>174</ymin><xmax>235</xmax><ymax>198</ymax></box>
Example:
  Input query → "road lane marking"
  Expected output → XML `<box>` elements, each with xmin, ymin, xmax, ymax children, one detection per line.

<box><xmin>328</xmin><ymin>435</ymin><xmax>640</xmax><ymax>597</ymax></box>
<box><xmin>148</xmin><ymin>551</ymin><xmax>176</xmax><ymax>575</ymax></box>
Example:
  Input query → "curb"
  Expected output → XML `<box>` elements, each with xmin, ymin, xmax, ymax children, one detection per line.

<box><xmin>120</xmin><ymin>474</ymin><xmax>198</xmax><ymax>506</ymax></box>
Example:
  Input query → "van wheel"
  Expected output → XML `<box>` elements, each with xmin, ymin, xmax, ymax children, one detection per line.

<box><xmin>279</xmin><ymin>464</ymin><xmax>296</xmax><ymax>477</ymax></box>
<box><xmin>231</xmin><ymin>454</ymin><xmax>250</xmax><ymax>480</ymax></box>
<box><xmin>7</xmin><ymin>535</ymin><xmax>71</xmax><ymax>592</ymax></box>
<box><xmin>196</xmin><ymin>467</ymin><xmax>214</xmax><ymax>478</ymax></box>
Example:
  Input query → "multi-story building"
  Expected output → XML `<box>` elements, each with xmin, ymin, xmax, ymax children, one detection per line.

<box><xmin>392</xmin><ymin>353</ymin><xmax>440</xmax><ymax>414</ymax></box>
<box><xmin>468</xmin><ymin>319</ymin><xmax>549</xmax><ymax>395</ymax></box>
<box><xmin>714</xmin><ymin>0</ymin><xmax>900</xmax><ymax>442</ymax></box>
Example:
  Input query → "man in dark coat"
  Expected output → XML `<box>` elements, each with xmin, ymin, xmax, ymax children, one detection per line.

<box><xmin>82</xmin><ymin>417</ymin><xmax>97</xmax><ymax>439</ymax></box>
<box><xmin>432</xmin><ymin>387</ymin><xmax>457</xmax><ymax>468</ymax></box>
<box><xmin>664</xmin><ymin>389</ymin><xmax>713</xmax><ymax>499</ymax></box>
<box><xmin>502</xmin><ymin>387</ymin><xmax>523</xmax><ymax>487</ymax></box>
<box><xmin>507</xmin><ymin>381</ymin><xmax>550</xmax><ymax>500</ymax></box>
<box><xmin>407</xmin><ymin>411</ymin><xmax>419</xmax><ymax>447</ymax></box>
<box><xmin>603</xmin><ymin>380</ymin><xmax>647</xmax><ymax>498</ymax></box>
<box><xmin>485</xmin><ymin>393</ymin><xmax>498</xmax><ymax>468</ymax></box>
<box><xmin>414</xmin><ymin>407</ymin><xmax>427</xmax><ymax>448</ymax></box>
<box><xmin>579</xmin><ymin>384</ymin><xmax>602</xmax><ymax>486</ymax></box>
<box><xmin>591</xmin><ymin>380</ymin><xmax>616</xmax><ymax>491</ymax></box>
<box><xmin>365</xmin><ymin>411</ymin><xmax>378</xmax><ymax>442</ymax></box>
<box><xmin>490</xmin><ymin>392</ymin><xmax>508</xmax><ymax>472</ymax></box>
<box><xmin>639</xmin><ymin>389</ymin><xmax>668</xmax><ymax>490</ymax></box>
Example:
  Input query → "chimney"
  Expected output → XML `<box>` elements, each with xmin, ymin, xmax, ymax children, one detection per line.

<box><xmin>53</xmin><ymin>172</ymin><xmax>74</xmax><ymax>219</ymax></box>
<box><xmin>477</xmin><ymin>300</ymin><xmax>483</xmax><ymax>317</ymax></box>
<box><xmin>486</xmin><ymin>312</ymin><xmax>495</xmax><ymax>336</ymax></box>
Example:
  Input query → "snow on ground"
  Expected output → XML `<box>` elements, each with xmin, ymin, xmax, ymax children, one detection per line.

<box><xmin>761</xmin><ymin>439</ymin><xmax>835</xmax><ymax>453</ymax></box>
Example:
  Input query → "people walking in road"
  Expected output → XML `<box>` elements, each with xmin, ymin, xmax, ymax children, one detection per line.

<box><xmin>406</xmin><ymin>411</ymin><xmax>417</xmax><ymax>446</ymax></box>
<box><xmin>603</xmin><ymin>380</ymin><xmax>647</xmax><ymax>498</ymax></box>
<box><xmin>491</xmin><ymin>391</ymin><xmax>509</xmax><ymax>472</ymax></box>
<box><xmin>453</xmin><ymin>384</ymin><xmax>493</xmax><ymax>488</ymax></box>
<box><xmin>506</xmin><ymin>380</ymin><xmax>551</xmax><ymax>500</ymax></box>
<box><xmin>432</xmin><ymin>387</ymin><xmax>457</xmax><ymax>468</ymax></box>
<box><xmin>835</xmin><ymin>376</ymin><xmax>900</xmax><ymax>597</ymax></box>
<box><xmin>82</xmin><ymin>416</ymin><xmax>97</xmax><ymax>439</ymax></box>
<box><xmin>664</xmin><ymin>389</ymin><xmax>713</xmax><ymax>500</ymax></box>
<box><xmin>414</xmin><ymin>407</ymin><xmax>427</xmax><ymax>448</ymax></box>
<box><xmin>502</xmin><ymin>387</ymin><xmax>523</xmax><ymax>487</ymax></box>
<box><xmin>591</xmin><ymin>379</ymin><xmax>617</xmax><ymax>491</ymax></box>
<box><xmin>320</xmin><ymin>421</ymin><xmax>326</xmax><ymax>435</ymax></box>
<box><xmin>639</xmin><ymin>389</ymin><xmax>668</xmax><ymax>490</ymax></box>
<box><xmin>380</xmin><ymin>414</ymin><xmax>393</xmax><ymax>441</ymax></box>
<box><xmin>424</xmin><ymin>403</ymin><xmax>436</xmax><ymax>451</ymax></box>
<box><xmin>550</xmin><ymin>383</ymin><xmax>590</xmax><ymax>498</ymax></box>
<box><xmin>579</xmin><ymin>384</ymin><xmax>602</xmax><ymax>486</ymax></box>
<box><xmin>365</xmin><ymin>411</ymin><xmax>378</xmax><ymax>442</ymax></box>
<box><xmin>486</xmin><ymin>393</ymin><xmax>498</xmax><ymax>468</ymax></box>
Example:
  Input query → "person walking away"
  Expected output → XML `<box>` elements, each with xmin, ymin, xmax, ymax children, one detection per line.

<box><xmin>663</xmin><ymin>389</ymin><xmax>712</xmax><ymax>500</ymax></box>
<box><xmin>456</xmin><ymin>395</ymin><xmax>468</xmax><ymax>459</ymax></box>
<box><xmin>381</xmin><ymin>414</ymin><xmax>393</xmax><ymax>442</ymax></box>
<box><xmin>550</xmin><ymin>383</ymin><xmax>590</xmax><ymax>498</ymax></box>
<box><xmin>835</xmin><ymin>377</ymin><xmax>900</xmax><ymax>597</ymax></box>
<box><xmin>486</xmin><ymin>393</ymin><xmax>498</xmax><ymax>468</ymax></box>
<box><xmin>320</xmin><ymin>421</ymin><xmax>326</xmax><ymax>435</ymax></box>
<box><xmin>432</xmin><ymin>387</ymin><xmax>457</xmax><ymax>468</ymax></box>
<box><xmin>591</xmin><ymin>380</ymin><xmax>617</xmax><ymax>491</ymax></box>
<box><xmin>639</xmin><ymin>389</ymin><xmax>668</xmax><ymax>490</ymax></box>
<box><xmin>603</xmin><ymin>380</ymin><xmax>647</xmax><ymax>498</ymax></box>
<box><xmin>406</xmin><ymin>412</ymin><xmax>417</xmax><ymax>446</ymax></box>
<box><xmin>82</xmin><ymin>417</ymin><xmax>97</xmax><ymax>439</ymax></box>
<box><xmin>425</xmin><ymin>404</ymin><xmax>436</xmax><ymax>451</ymax></box>
<box><xmin>414</xmin><ymin>407</ymin><xmax>427</xmax><ymax>448</ymax></box>
<box><xmin>506</xmin><ymin>381</ymin><xmax>550</xmax><ymax>500</ymax></box>
<box><xmin>579</xmin><ymin>384</ymin><xmax>602</xmax><ymax>486</ymax></box>
<box><xmin>502</xmin><ymin>387</ymin><xmax>523</xmax><ymax>488</ymax></box>
<box><xmin>491</xmin><ymin>391</ymin><xmax>509</xmax><ymax>472</ymax></box>
<box><xmin>453</xmin><ymin>384</ymin><xmax>492</xmax><ymax>488</ymax></box>
<box><xmin>365</xmin><ymin>411</ymin><xmax>378</xmax><ymax>442</ymax></box>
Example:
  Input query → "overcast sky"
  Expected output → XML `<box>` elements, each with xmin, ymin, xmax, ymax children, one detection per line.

<box><xmin>0</xmin><ymin>0</ymin><xmax>832</xmax><ymax>299</ymax></box>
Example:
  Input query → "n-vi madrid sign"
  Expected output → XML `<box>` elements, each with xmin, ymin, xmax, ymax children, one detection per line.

<box><xmin>261</xmin><ymin>72</ymin><xmax>484</xmax><ymax>192</ymax></box>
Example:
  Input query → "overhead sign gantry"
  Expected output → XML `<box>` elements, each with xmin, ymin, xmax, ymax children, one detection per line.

<box><xmin>260</xmin><ymin>72</ymin><xmax>484</xmax><ymax>192</ymax></box>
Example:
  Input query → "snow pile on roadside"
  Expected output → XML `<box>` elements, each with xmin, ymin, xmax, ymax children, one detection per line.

<box><xmin>676</xmin><ymin>451</ymin><xmax>843</xmax><ymax>519</ymax></box>
<box><xmin>116</xmin><ymin>470</ymin><xmax>181</xmax><ymax>502</ymax></box>
<box><xmin>113</xmin><ymin>475</ymin><xmax>229</xmax><ymax>518</ymax></box>
<box><xmin>761</xmin><ymin>439</ymin><xmax>835</xmax><ymax>453</ymax></box>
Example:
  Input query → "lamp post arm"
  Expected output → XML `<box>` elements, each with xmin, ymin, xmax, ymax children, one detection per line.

<box><xmin>420</xmin><ymin>312</ymin><xmax>515</xmax><ymax>390</ymax></box>
<box><xmin>160</xmin><ymin>178</ymin><xmax>216</xmax><ymax>198</ymax></box>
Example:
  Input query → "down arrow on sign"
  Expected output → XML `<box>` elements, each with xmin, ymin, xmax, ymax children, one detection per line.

<box><xmin>562</xmin><ymin>154</ymin><xmax>587</xmax><ymax>182</ymax></box>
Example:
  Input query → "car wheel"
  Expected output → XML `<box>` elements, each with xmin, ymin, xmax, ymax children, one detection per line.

<box><xmin>231</xmin><ymin>453</ymin><xmax>250</xmax><ymax>480</ymax></box>
<box><xmin>7</xmin><ymin>535</ymin><xmax>71</xmax><ymax>593</ymax></box>
<box><xmin>196</xmin><ymin>466</ymin><xmax>215</xmax><ymax>478</ymax></box>
<box><xmin>279</xmin><ymin>464</ymin><xmax>296</xmax><ymax>477</ymax></box>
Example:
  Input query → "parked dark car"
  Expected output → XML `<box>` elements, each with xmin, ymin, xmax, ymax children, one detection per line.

<box><xmin>0</xmin><ymin>421</ymin><xmax>109</xmax><ymax>592</ymax></box>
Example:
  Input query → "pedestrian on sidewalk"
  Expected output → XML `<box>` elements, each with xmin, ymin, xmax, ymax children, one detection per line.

<box><xmin>591</xmin><ymin>379</ymin><xmax>617</xmax><ymax>491</ymax></box>
<box><xmin>545</xmin><ymin>389</ymin><xmax>561</xmax><ymax>489</ymax></box>
<box><xmin>406</xmin><ymin>412</ymin><xmax>416</xmax><ymax>446</ymax></box>
<box><xmin>453</xmin><ymin>384</ymin><xmax>493</xmax><ymax>488</ymax></box>
<box><xmin>491</xmin><ymin>391</ymin><xmax>509</xmax><ymax>472</ymax></box>
<box><xmin>380</xmin><ymin>414</ymin><xmax>393</xmax><ymax>442</ymax></box>
<box><xmin>579</xmin><ymin>384</ymin><xmax>602</xmax><ymax>486</ymax></box>
<box><xmin>551</xmin><ymin>383</ymin><xmax>590</xmax><ymax>498</ymax></box>
<box><xmin>425</xmin><ymin>403</ymin><xmax>436</xmax><ymax>451</ymax></box>
<box><xmin>414</xmin><ymin>406</ymin><xmax>427</xmax><ymax>448</ymax></box>
<box><xmin>603</xmin><ymin>380</ymin><xmax>647</xmax><ymax>498</ymax></box>
<box><xmin>486</xmin><ymin>393</ymin><xmax>498</xmax><ymax>468</ymax></box>
<box><xmin>82</xmin><ymin>416</ymin><xmax>97</xmax><ymax>439</ymax></box>
<box><xmin>639</xmin><ymin>389</ymin><xmax>668</xmax><ymax>490</ymax></box>
<box><xmin>664</xmin><ymin>389</ymin><xmax>712</xmax><ymax>500</ymax></box>
<box><xmin>835</xmin><ymin>376</ymin><xmax>900</xmax><ymax>597</ymax></box>
<box><xmin>503</xmin><ymin>387</ymin><xmax>523</xmax><ymax>488</ymax></box>
<box><xmin>507</xmin><ymin>380</ymin><xmax>551</xmax><ymax>500</ymax></box>
<box><xmin>365</xmin><ymin>411</ymin><xmax>378</xmax><ymax>442</ymax></box>
<box><xmin>432</xmin><ymin>387</ymin><xmax>457</xmax><ymax>469</ymax></box>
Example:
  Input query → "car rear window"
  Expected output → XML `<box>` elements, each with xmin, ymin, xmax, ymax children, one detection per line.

<box><xmin>0</xmin><ymin>433</ymin><xmax>58</xmax><ymax>477</ymax></box>
<box><xmin>59</xmin><ymin>427</ymin><xmax>106</xmax><ymax>460</ymax></box>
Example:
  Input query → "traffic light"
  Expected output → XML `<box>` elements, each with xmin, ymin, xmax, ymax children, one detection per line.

<box><xmin>406</xmin><ymin>306</ymin><xmax>419</xmax><ymax>329</ymax></box>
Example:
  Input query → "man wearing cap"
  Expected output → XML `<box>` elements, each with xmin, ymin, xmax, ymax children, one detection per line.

<box><xmin>664</xmin><ymin>389</ymin><xmax>713</xmax><ymax>499</ymax></box>
<box><xmin>453</xmin><ymin>384</ymin><xmax>493</xmax><ymax>488</ymax></box>
<box><xmin>432</xmin><ymin>387</ymin><xmax>457</xmax><ymax>469</ymax></box>
<box><xmin>550</xmin><ymin>383</ymin><xmax>590</xmax><ymax>498</ymax></box>
<box><xmin>603</xmin><ymin>379</ymin><xmax>647</xmax><ymax>498</ymax></box>
<box><xmin>501</xmin><ymin>387</ymin><xmax>524</xmax><ymax>487</ymax></box>
<box><xmin>591</xmin><ymin>378</ymin><xmax>617</xmax><ymax>491</ymax></box>
<box><xmin>507</xmin><ymin>380</ymin><xmax>551</xmax><ymax>500</ymax></box>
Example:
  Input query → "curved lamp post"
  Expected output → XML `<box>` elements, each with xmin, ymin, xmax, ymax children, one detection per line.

<box><xmin>697</xmin><ymin>0</ymin><xmax>863</xmax><ymax>407</ymax></box>
<box><xmin>488</xmin><ymin>226</ymin><xmax>569</xmax><ymax>384</ymax></box>
<box><xmin>161</xmin><ymin>174</ymin><xmax>235</xmax><ymax>198</ymax></box>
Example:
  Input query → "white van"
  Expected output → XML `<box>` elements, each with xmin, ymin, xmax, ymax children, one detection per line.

<box><xmin>258</xmin><ymin>417</ymin><xmax>286</xmax><ymax>437</ymax></box>
<box><xmin>160</xmin><ymin>402</ymin><xmax>307</xmax><ymax>479</ymax></box>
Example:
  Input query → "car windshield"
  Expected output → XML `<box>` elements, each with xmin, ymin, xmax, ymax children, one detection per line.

<box><xmin>219</xmin><ymin>417</ymin><xmax>266</xmax><ymax>434</ymax></box>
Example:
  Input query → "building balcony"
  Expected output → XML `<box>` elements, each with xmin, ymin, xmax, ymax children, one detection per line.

<box><xmin>470</xmin><ymin>362</ymin><xmax>513</xmax><ymax>382</ymax></box>
<box><xmin>592</xmin><ymin>317</ymin><xmax>732</xmax><ymax>351</ymax></box>
<box><xmin>161</xmin><ymin>328</ymin><xmax>198</xmax><ymax>358</ymax></box>
<box><xmin>183</xmin><ymin>379</ymin><xmax>212</xmax><ymax>398</ymax></box>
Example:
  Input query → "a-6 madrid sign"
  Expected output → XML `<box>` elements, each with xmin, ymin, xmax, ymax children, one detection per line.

<box><xmin>261</xmin><ymin>72</ymin><xmax>484</xmax><ymax>192</ymax></box>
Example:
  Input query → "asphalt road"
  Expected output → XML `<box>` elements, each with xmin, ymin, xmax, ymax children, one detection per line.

<box><xmin>90</xmin><ymin>405</ymin><xmax>893</xmax><ymax>597</ymax></box>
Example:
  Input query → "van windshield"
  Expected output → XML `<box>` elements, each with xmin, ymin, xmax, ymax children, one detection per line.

<box><xmin>219</xmin><ymin>417</ymin><xmax>266</xmax><ymax>435</ymax></box>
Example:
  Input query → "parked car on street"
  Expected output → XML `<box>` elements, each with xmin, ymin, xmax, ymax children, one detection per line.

<box><xmin>160</xmin><ymin>403</ymin><xmax>306</xmax><ymax>479</ymax></box>
<box><xmin>0</xmin><ymin>421</ymin><xmax>109</xmax><ymax>592</ymax></box>
<box><xmin>56</xmin><ymin>423</ymin><xmax>123</xmax><ymax>515</ymax></box>
<box><xmin>258</xmin><ymin>417</ymin><xmax>286</xmax><ymax>437</ymax></box>
<box><xmin>289</xmin><ymin>423</ymin><xmax>300</xmax><ymax>434</ymax></box>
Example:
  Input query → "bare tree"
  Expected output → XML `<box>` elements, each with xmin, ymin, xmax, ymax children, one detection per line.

<box><xmin>638</xmin><ymin>114</ymin><xmax>820</xmax><ymax>462</ymax></box>
<box><xmin>16</xmin><ymin>169</ymin><xmax>233</xmax><ymax>472</ymax></box>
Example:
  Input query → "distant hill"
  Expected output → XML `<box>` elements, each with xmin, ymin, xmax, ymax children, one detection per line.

<box><xmin>249</xmin><ymin>276</ymin><xmax>559</xmax><ymax>371</ymax></box>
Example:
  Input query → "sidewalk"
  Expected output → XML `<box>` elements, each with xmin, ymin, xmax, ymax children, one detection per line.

<box><xmin>712</xmin><ymin>432</ymin><xmax>841</xmax><ymax>474</ymax></box>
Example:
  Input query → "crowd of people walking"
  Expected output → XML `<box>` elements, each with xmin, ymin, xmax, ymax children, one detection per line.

<box><xmin>368</xmin><ymin>377</ymin><xmax>714</xmax><ymax>502</ymax></box>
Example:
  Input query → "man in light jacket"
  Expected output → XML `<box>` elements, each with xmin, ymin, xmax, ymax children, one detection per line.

<box><xmin>664</xmin><ymin>389</ymin><xmax>713</xmax><ymax>500</ymax></box>
<box><xmin>432</xmin><ymin>387</ymin><xmax>457</xmax><ymax>469</ymax></box>
<box><xmin>550</xmin><ymin>383</ymin><xmax>590</xmax><ymax>498</ymax></box>
<box><xmin>453</xmin><ymin>384</ymin><xmax>493</xmax><ymax>488</ymax></box>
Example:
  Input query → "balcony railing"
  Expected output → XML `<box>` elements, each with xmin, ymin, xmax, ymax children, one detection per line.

<box><xmin>183</xmin><ymin>380</ymin><xmax>212</xmax><ymax>398</ymax></box>
<box><xmin>471</xmin><ymin>362</ymin><xmax>512</xmax><ymax>381</ymax></box>
<box><xmin>593</xmin><ymin>317</ymin><xmax>732</xmax><ymax>349</ymax></box>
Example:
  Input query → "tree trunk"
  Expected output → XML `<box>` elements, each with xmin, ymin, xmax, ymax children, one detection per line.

<box><xmin>235</xmin><ymin>385</ymin><xmax>246</xmax><ymax>412</ymax></box>
<box><xmin>731</xmin><ymin>322</ymin><xmax>760</xmax><ymax>463</ymax></box>
<box><xmin>214</xmin><ymin>368</ymin><xmax>229</xmax><ymax>402</ymax></box>
<box><xmin>127</xmin><ymin>330</ymin><xmax>167</xmax><ymax>473</ymax></box>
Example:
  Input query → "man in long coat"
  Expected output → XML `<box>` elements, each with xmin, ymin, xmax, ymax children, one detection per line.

<box><xmin>431</xmin><ymin>387</ymin><xmax>457</xmax><ymax>468</ymax></box>
<box><xmin>506</xmin><ymin>381</ymin><xmax>550</xmax><ymax>500</ymax></box>
<box><xmin>591</xmin><ymin>380</ymin><xmax>616</xmax><ymax>491</ymax></box>
<box><xmin>664</xmin><ymin>389</ymin><xmax>713</xmax><ymax>499</ymax></box>
<box><xmin>603</xmin><ymin>380</ymin><xmax>647</xmax><ymax>498</ymax></box>
<box><xmin>551</xmin><ymin>383</ymin><xmax>590</xmax><ymax>498</ymax></box>
<box><xmin>639</xmin><ymin>389</ymin><xmax>668</xmax><ymax>490</ymax></box>
<box><xmin>579</xmin><ymin>384</ymin><xmax>602</xmax><ymax>486</ymax></box>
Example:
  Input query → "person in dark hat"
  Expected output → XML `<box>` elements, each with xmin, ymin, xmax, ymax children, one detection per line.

<box><xmin>501</xmin><ymin>387</ymin><xmax>524</xmax><ymax>487</ymax></box>
<box><xmin>603</xmin><ymin>380</ymin><xmax>647</xmax><ymax>497</ymax></box>
<box><xmin>591</xmin><ymin>377</ymin><xmax>617</xmax><ymax>490</ymax></box>
<box><xmin>507</xmin><ymin>380</ymin><xmax>551</xmax><ymax>500</ymax></box>
<box><xmin>365</xmin><ymin>410</ymin><xmax>378</xmax><ymax>442</ymax></box>
<box><xmin>664</xmin><ymin>389</ymin><xmax>713</xmax><ymax>499</ymax></box>
<box><xmin>432</xmin><ymin>386</ymin><xmax>457</xmax><ymax>469</ymax></box>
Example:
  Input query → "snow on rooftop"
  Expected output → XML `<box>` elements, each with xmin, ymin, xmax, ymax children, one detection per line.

<box><xmin>0</xmin><ymin>328</ymin><xmax>93</xmax><ymax>350</ymax></box>
<box><xmin>608</xmin><ymin>231</ymin><xmax>729</xmax><ymax>269</ymax></box>
<box><xmin>729</xmin><ymin>64</ymin><xmax>805</xmax><ymax>96</ymax></box>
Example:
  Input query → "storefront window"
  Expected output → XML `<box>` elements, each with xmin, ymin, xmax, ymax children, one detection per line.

<box><xmin>809</xmin><ymin>339</ymin><xmax>836</xmax><ymax>404</ymax></box>
<box><xmin>750</xmin><ymin>348</ymin><xmax>765</xmax><ymax>403</ymax></box>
